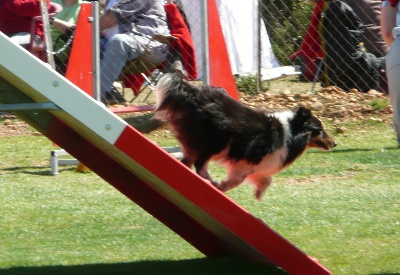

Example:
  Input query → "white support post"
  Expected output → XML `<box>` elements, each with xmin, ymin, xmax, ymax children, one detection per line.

<box><xmin>201</xmin><ymin>0</ymin><xmax>210</xmax><ymax>85</ymax></box>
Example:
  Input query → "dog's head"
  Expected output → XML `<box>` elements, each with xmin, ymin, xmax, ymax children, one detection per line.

<box><xmin>291</xmin><ymin>107</ymin><xmax>337</xmax><ymax>151</ymax></box>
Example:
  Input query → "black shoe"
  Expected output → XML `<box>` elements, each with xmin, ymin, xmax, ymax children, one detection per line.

<box><xmin>101</xmin><ymin>90</ymin><xmax>126</xmax><ymax>105</ymax></box>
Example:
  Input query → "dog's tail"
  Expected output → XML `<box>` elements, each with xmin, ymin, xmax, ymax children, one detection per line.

<box><xmin>154</xmin><ymin>73</ymin><xmax>175</xmax><ymax>109</ymax></box>
<box><xmin>154</xmin><ymin>73</ymin><xmax>192</xmax><ymax>120</ymax></box>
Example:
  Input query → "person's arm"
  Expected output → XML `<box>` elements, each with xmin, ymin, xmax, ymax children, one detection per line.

<box><xmin>51</xmin><ymin>18</ymin><xmax>75</xmax><ymax>33</ymax></box>
<box><xmin>381</xmin><ymin>2</ymin><xmax>397</xmax><ymax>46</ymax></box>
<box><xmin>99</xmin><ymin>11</ymin><xmax>118</xmax><ymax>31</ymax></box>
<box><xmin>101</xmin><ymin>0</ymin><xmax>147</xmax><ymax>31</ymax></box>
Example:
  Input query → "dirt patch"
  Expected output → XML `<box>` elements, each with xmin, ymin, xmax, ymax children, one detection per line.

<box><xmin>240</xmin><ymin>86</ymin><xmax>392</xmax><ymax>131</ymax></box>
<box><xmin>0</xmin><ymin>113</ymin><xmax>41</xmax><ymax>137</ymax></box>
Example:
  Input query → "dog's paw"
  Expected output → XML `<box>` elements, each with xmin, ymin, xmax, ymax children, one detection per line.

<box><xmin>217</xmin><ymin>181</ymin><xmax>238</xmax><ymax>192</ymax></box>
<box><xmin>217</xmin><ymin>182</ymin><xmax>229</xmax><ymax>192</ymax></box>
<box><xmin>251</xmin><ymin>176</ymin><xmax>272</xmax><ymax>201</ymax></box>
<box><xmin>254</xmin><ymin>190</ymin><xmax>264</xmax><ymax>201</ymax></box>
<box><xmin>206</xmin><ymin>179</ymin><xmax>219</xmax><ymax>188</ymax></box>
<box><xmin>254</xmin><ymin>185</ymin><xmax>269</xmax><ymax>200</ymax></box>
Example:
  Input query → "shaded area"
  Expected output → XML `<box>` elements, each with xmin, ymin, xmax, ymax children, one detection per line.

<box><xmin>123</xmin><ymin>113</ymin><xmax>165</xmax><ymax>134</ymax></box>
<box><xmin>0</xmin><ymin>257</ymin><xmax>287</xmax><ymax>275</ymax></box>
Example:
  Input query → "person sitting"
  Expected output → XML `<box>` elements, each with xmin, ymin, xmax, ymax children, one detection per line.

<box><xmin>99</xmin><ymin>0</ymin><xmax>171</xmax><ymax>104</ymax></box>
<box><xmin>0</xmin><ymin>0</ymin><xmax>51</xmax><ymax>48</ymax></box>
<box><xmin>291</xmin><ymin>0</ymin><xmax>385</xmax><ymax>93</ymax></box>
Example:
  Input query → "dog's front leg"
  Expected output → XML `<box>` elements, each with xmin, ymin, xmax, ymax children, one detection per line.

<box><xmin>218</xmin><ymin>178</ymin><xmax>243</xmax><ymax>193</ymax></box>
<box><xmin>218</xmin><ymin>162</ymin><xmax>253</xmax><ymax>193</ymax></box>
<box><xmin>194</xmin><ymin>159</ymin><xmax>219</xmax><ymax>187</ymax></box>
<box><xmin>180</xmin><ymin>146</ymin><xmax>195</xmax><ymax>168</ymax></box>
<box><xmin>197</xmin><ymin>169</ymin><xmax>219</xmax><ymax>187</ymax></box>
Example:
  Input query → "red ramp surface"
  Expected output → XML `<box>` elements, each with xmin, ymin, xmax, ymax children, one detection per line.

<box><xmin>0</xmin><ymin>32</ymin><xmax>331</xmax><ymax>275</ymax></box>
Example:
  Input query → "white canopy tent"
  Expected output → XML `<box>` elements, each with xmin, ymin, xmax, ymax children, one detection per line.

<box><xmin>179</xmin><ymin>0</ymin><xmax>298</xmax><ymax>80</ymax></box>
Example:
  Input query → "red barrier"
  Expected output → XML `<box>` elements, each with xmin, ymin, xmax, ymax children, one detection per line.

<box><xmin>207</xmin><ymin>0</ymin><xmax>239</xmax><ymax>99</ymax></box>
<box><xmin>65</xmin><ymin>2</ymin><xmax>93</xmax><ymax>96</ymax></box>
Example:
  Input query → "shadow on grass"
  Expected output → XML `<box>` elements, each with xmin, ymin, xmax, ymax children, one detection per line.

<box><xmin>123</xmin><ymin>113</ymin><xmax>165</xmax><ymax>134</ymax></box>
<box><xmin>308</xmin><ymin>146</ymin><xmax>399</xmax><ymax>154</ymax></box>
<box><xmin>0</xmin><ymin>257</ymin><xmax>288</xmax><ymax>275</ymax></box>
<box><xmin>1</xmin><ymin>166</ymin><xmax>75</xmax><ymax>176</ymax></box>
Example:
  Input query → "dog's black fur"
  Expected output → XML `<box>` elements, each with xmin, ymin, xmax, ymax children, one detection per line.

<box><xmin>154</xmin><ymin>73</ymin><xmax>336</xmax><ymax>200</ymax></box>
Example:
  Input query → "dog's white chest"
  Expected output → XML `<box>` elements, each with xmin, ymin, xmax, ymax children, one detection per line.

<box><xmin>252</xmin><ymin>147</ymin><xmax>288</xmax><ymax>176</ymax></box>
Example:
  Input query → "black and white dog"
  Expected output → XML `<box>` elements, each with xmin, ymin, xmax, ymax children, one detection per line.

<box><xmin>154</xmin><ymin>73</ymin><xmax>336</xmax><ymax>200</ymax></box>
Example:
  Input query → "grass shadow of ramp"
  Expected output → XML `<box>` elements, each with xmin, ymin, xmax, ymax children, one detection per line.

<box><xmin>123</xmin><ymin>112</ymin><xmax>166</xmax><ymax>134</ymax></box>
<box><xmin>0</xmin><ymin>257</ymin><xmax>288</xmax><ymax>275</ymax></box>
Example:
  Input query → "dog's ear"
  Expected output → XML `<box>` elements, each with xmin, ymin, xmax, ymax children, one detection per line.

<box><xmin>288</xmin><ymin>107</ymin><xmax>313</xmax><ymax>135</ymax></box>
<box><xmin>292</xmin><ymin>107</ymin><xmax>312</xmax><ymax>126</ymax></box>
<box><xmin>296</xmin><ymin>106</ymin><xmax>312</xmax><ymax>119</ymax></box>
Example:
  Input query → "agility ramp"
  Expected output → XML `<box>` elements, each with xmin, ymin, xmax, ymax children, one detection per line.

<box><xmin>0</xmin><ymin>33</ymin><xmax>331</xmax><ymax>275</ymax></box>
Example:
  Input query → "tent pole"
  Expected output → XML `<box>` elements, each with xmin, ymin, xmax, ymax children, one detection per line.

<box><xmin>257</xmin><ymin>0</ymin><xmax>262</xmax><ymax>91</ymax></box>
<box><xmin>201</xmin><ymin>0</ymin><xmax>210</xmax><ymax>85</ymax></box>
<box><xmin>91</xmin><ymin>1</ymin><xmax>100</xmax><ymax>101</ymax></box>
<box><xmin>40</xmin><ymin>0</ymin><xmax>55</xmax><ymax>69</ymax></box>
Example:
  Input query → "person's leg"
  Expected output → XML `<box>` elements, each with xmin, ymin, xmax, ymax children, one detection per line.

<box><xmin>99</xmin><ymin>36</ymin><xmax>108</xmax><ymax>59</ymax></box>
<box><xmin>100</xmin><ymin>34</ymin><xmax>141</xmax><ymax>96</ymax></box>
<box><xmin>387</xmin><ymin>66</ymin><xmax>400</xmax><ymax>145</ymax></box>
<box><xmin>385</xmin><ymin>39</ymin><xmax>400</xmax><ymax>145</ymax></box>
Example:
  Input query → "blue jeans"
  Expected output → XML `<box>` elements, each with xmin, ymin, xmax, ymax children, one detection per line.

<box><xmin>100</xmin><ymin>34</ymin><xmax>141</xmax><ymax>94</ymax></box>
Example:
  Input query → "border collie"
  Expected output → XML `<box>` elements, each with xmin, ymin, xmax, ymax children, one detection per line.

<box><xmin>154</xmin><ymin>73</ymin><xmax>337</xmax><ymax>200</ymax></box>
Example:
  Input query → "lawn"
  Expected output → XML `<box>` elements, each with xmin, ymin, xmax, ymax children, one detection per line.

<box><xmin>0</xmin><ymin>112</ymin><xmax>399</xmax><ymax>275</ymax></box>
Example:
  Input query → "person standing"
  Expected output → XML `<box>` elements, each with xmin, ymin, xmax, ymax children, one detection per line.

<box><xmin>345</xmin><ymin>0</ymin><xmax>388</xmax><ymax>57</ymax></box>
<box><xmin>381</xmin><ymin>0</ymin><xmax>400</xmax><ymax>145</ymax></box>
<box><xmin>296</xmin><ymin>0</ymin><xmax>384</xmax><ymax>92</ymax></box>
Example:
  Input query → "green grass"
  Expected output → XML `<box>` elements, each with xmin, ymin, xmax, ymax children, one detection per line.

<box><xmin>0</xmin><ymin>117</ymin><xmax>399</xmax><ymax>275</ymax></box>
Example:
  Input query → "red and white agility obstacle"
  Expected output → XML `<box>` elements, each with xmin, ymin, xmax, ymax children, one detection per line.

<box><xmin>0</xmin><ymin>0</ymin><xmax>331</xmax><ymax>273</ymax></box>
<box><xmin>0</xmin><ymin>30</ymin><xmax>331</xmax><ymax>275</ymax></box>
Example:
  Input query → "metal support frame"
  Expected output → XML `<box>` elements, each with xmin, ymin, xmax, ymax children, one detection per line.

<box><xmin>201</xmin><ymin>0</ymin><xmax>210</xmax><ymax>85</ymax></box>
<box><xmin>0</xmin><ymin>102</ymin><xmax>60</xmax><ymax>112</ymax></box>
<box><xmin>50</xmin><ymin>149</ymin><xmax>79</xmax><ymax>175</ymax></box>
<box><xmin>49</xmin><ymin>147</ymin><xmax>182</xmax><ymax>175</ymax></box>
<box><xmin>49</xmin><ymin>2</ymin><xmax>98</xmax><ymax>174</ymax></box>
